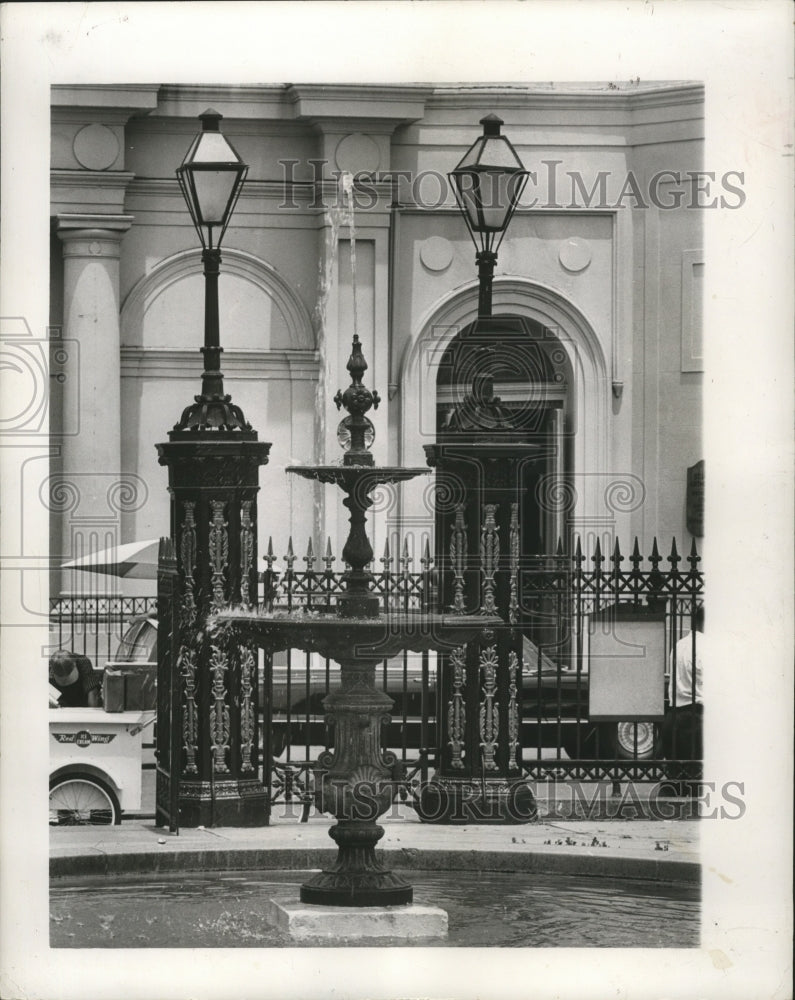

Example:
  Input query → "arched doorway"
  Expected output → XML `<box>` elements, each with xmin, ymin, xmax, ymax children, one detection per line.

<box><xmin>434</xmin><ymin>314</ymin><xmax>573</xmax><ymax>559</ymax></box>
<box><xmin>396</xmin><ymin>277</ymin><xmax>610</xmax><ymax>549</ymax></box>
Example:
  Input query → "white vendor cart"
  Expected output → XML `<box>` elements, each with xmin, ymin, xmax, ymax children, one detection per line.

<box><xmin>49</xmin><ymin>708</ymin><xmax>154</xmax><ymax>825</ymax></box>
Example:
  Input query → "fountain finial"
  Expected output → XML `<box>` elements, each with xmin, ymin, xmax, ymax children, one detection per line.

<box><xmin>334</xmin><ymin>335</ymin><xmax>381</xmax><ymax>466</ymax></box>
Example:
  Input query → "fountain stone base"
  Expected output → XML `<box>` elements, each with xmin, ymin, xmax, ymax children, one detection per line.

<box><xmin>266</xmin><ymin>896</ymin><xmax>448</xmax><ymax>942</ymax></box>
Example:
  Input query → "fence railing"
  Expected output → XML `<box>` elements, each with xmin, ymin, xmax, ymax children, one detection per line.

<box><xmin>50</xmin><ymin>535</ymin><xmax>704</xmax><ymax>805</ymax></box>
<box><xmin>49</xmin><ymin>595</ymin><xmax>158</xmax><ymax>670</ymax></box>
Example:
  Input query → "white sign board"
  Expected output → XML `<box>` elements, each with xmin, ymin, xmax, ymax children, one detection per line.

<box><xmin>587</xmin><ymin>609</ymin><xmax>666</xmax><ymax>721</ymax></box>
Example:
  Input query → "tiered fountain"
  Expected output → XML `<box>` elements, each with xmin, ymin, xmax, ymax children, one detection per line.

<box><xmin>215</xmin><ymin>335</ymin><xmax>500</xmax><ymax>910</ymax></box>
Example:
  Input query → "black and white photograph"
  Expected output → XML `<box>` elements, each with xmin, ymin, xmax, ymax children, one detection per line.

<box><xmin>0</xmin><ymin>3</ymin><xmax>792</xmax><ymax>999</ymax></box>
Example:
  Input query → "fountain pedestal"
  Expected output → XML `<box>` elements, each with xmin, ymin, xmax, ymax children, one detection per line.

<box><xmin>303</xmin><ymin>655</ymin><xmax>410</xmax><ymax>905</ymax></box>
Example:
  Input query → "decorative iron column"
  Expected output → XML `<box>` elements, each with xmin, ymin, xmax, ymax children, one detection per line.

<box><xmin>155</xmin><ymin>110</ymin><xmax>271</xmax><ymax>827</ymax></box>
<box><xmin>156</xmin><ymin>400</ymin><xmax>270</xmax><ymax>826</ymax></box>
<box><xmin>417</xmin><ymin>388</ymin><xmax>538</xmax><ymax>823</ymax></box>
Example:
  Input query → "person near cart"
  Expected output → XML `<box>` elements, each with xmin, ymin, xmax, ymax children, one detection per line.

<box><xmin>664</xmin><ymin>605</ymin><xmax>704</xmax><ymax>760</ymax></box>
<box><xmin>49</xmin><ymin>650</ymin><xmax>102</xmax><ymax>708</ymax></box>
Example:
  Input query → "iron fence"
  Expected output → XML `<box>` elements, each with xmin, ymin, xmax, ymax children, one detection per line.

<box><xmin>49</xmin><ymin>595</ymin><xmax>158</xmax><ymax>670</ymax></box>
<box><xmin>50</xmin><ymin>534</ymin><xmax>704</xmax><ymax>809</ymax></box>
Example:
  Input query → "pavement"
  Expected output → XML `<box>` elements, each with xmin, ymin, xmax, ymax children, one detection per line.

<box><xmin>50</xmin><ymin>792</ymin><xmax>700</xmax><ymax>884</ymax></box>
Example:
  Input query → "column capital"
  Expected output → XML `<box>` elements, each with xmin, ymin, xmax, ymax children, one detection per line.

<box><xmin>56</xmin><ymin>214</ymin><xmax>134</xmax><ymax>259</ymax></box>
<box><xmin>56</xmin><ymin>213</ymin><xmax>133</xmax><ymax>236</ymax></box>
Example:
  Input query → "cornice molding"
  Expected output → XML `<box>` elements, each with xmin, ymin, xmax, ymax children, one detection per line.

<box><xmin>124</xmin><ymin>178</ymin><xmax>395</xmax><ymax>222</ymax></box>
<box><xmin>286</xmin><ymin>84</ymin><xmax>431</xmax><ymax>127</ymax></box>
<box><xmin>51</xmin><ymin>170</ymin><xmax>136</xmax><ymax>189</ymax></box>
<box><xmin>425</xmin><ymin>82</ymin><xmax>704</xmax><ymax>111</ymax></box>
<box><xmin>120</xmin><ymin>347</ymin><xmax>320</xmax><ymax>380</ymax></box>
<box><xmin>55</xmin><ymin>213</ymin><xmax>134</xmax><ymax>234</ymax></box>
<box><xmin>128</xmin><ymin>116</ymin><xmax>307</xmax><ymax>136</ymax></box>
<box><xmin>154</xmin><ymin>84</ymin><xmax>290</xmax><ymax>116</ymax></box>
<box><xmin>51</xmin><ymin>86</ymin><xmax>159</xmax><ymax>130</ymax></box>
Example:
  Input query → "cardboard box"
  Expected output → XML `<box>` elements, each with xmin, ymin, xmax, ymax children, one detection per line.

<box><xmin>103</xmin><ymin>669</ymin><xmax>126</xmax><ymax>713</ymax></box>
<box><xmin>123</xmin><ymin>663</ymin><xmax>157</xmax><ymax>711</ymax></box>
<box><xmin>102</xmin><ymin>664</ymin><xmax>157</xmax><ymax>712</ymax></box>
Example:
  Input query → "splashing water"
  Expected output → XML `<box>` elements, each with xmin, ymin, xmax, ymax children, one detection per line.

<box><xmin>311</xmin><ymin>172</ymin><xmax>361</xmax><ymax>540</ymax></box>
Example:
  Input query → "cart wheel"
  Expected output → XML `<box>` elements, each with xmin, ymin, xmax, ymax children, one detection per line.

<box><xmin>613</xmin><ymin>721</ymin><xmax>661</xmax><ymax>760</ymax></box>
<box><xmin>49</xmin><ymin>773</ymin><xmax>121</xmax><ymax>826</ymax></box>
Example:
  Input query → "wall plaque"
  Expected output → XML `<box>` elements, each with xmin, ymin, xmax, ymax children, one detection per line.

<box><xmin>686</xmin><ymin>460</ymin><xmax>705</xmax><ymax>537</ymax></box>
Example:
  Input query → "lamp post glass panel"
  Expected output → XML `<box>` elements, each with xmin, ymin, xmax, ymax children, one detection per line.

<box><xmin>449</xmin><ymin>114</ymin><xmax>529</xmax><ymax>317</ymax></box>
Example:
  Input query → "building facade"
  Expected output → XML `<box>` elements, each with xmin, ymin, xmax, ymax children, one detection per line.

<box><xmin>47</xmin><ymin>82</ymin><xmax>705</xmax><ymax>596</ymax></box>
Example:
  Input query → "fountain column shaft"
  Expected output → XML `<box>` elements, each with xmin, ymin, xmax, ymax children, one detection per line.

<box><xmin>301</xmin><ymin>655</ymin><xmax>412</xmax><ymax>906</ymax></box>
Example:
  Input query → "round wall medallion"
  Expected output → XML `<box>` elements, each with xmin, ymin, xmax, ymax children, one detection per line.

<box><xmin>89</xmin><ymin>242</ymin><xmax>102</xmax><ymax>255</ymax></box>
<box><xmin>335</xmin><ymin>133</ymin><xmax>381</xmax><ymax>175</ymax></box>
<box><xmin>73</xmin><ymin>123</ymin><xmax>120</xmax><ymax>171</ymax></box>
<box><xmin>559</xmin><ymin>237</ymin><xmax>592</xmax><ymax>273</ymax></box>
<box><xmin>419</xmin><ymin>236</ymin><xmax>454</xmax><ymax>272</ymax></box>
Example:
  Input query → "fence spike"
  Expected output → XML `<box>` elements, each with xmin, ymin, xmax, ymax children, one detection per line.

<box><xmin>421</xmin><ymin>536</ymin><xmax>432</xmax><ymax>570</ymax></box>
<box><xmin>593</xmin><ymin>537</ymin><xmax>603</xmax><ymax>567</ymax></box>
<box><xmin>574</xmin><ymin>535</ymin><xmax>583</xmax><ymax>565</ymax></box>
<box><xmin>612</xmin><ymin>537</ymin><xmax>623</xmax><ymax>564</ymax></box>
<box><xmin>668</xmin><ymin>537</ymin><xmax>680</xmax><ymax>566</ymax></box>
<box><xmin>555</xmin><ymin>536</ymin><xmax>564</xmax><ymax>558</ymax></box>
<box><xmin>688</xmin><ymin>536</ymin><xmax>700</xmax><ymax>568</ymax></box>
<box><xmin>631</xmin><ymin>536</ymin><xmax>641</xmax><ymax>567</ymax></box>
<box><xmin>304</xmin><ymin>537</ymin><xmax>315</xmax><ymax>568</ymax></box>
<box><xmin>323</xmin><ymin>536</ymin><xmax>335</xmax><ymax>569</ymax></box>
<box><xmin>285</xmin><ymin>536</ymin><xmax>295</xmax><ymax>567</ymax></box>
<box><xmin>650</xmin><ymin>537</ymin><xmax>661</xmax><ymax>566</ymax></box>
<box><xmin>381</xmin><ymin>537</ymin><xmax>391</xmax><ymax>565</ymax></box>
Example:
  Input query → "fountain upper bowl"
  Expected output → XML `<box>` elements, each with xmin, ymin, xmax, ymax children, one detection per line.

<box><xmin>210</xmin><ymin>608</ymin><xmax>502</xmax><ymax>659</ymax></box>
<box><xmin>286</xmin><ymin>465</ymin><xmax>430</xmax><ymax>487</ymax></box>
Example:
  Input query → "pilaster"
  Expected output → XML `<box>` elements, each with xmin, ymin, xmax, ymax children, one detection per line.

<box><xmin>55</xmin><ymin>214</ymin><xmax>133</xmax><ymax>595</ymax></box>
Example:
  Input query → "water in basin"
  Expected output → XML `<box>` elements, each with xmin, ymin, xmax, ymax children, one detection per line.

<box><xmin>50</xmin><ymin>868</ymin><xmax>698</xmax><ymax>948</ymax></box>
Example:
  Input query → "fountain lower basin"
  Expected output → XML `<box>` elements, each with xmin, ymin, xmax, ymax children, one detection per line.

<box><xmin>212</xmin><ymin>609</ymin><xmax>500</xmax><ymax>906</ymax></box>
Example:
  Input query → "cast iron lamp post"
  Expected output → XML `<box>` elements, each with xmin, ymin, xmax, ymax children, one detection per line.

<box><xmin>449</xmin><ymin>114</ymin><xmax>529</xmax><ymax>317</ymax></box>
<box><xmin>414</xmin><ymin>116</ymin><xmax>537</xmax><ymax>824</ymax></box>
<box><xmin>156</xmin><ymin>110</ymin><xmax>270</xmax><ymax>828</ymax></box>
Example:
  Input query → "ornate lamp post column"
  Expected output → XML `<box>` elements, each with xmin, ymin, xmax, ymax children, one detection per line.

<box><xmin>156</xmin><ymin>110</ymin><xmax>271</xmax><ymax>827</ymax></box>
<box><xmin>415</xmin><ymin>116</ymin><xmax>535</xmax><ymax>822</ymax></box>
<box><xmin>448</xmin><ymin>114</ymin><xmax>529</xmax><ymax>317</ymax></box>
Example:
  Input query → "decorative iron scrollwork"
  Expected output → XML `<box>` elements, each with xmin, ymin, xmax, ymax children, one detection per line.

<box><xmin>179</xmin><ymin>640</ymin><xmax>198</xmax><ymax>774</ymax></box>
<box><xmin>208</xmin><ymin>500</ymin><xmax>228</xmax><ymax>610</ymax></box>
<box><xmin>507</xmin><ymin>649</ymin><xmax>519</xmax><ymax>769</ymax></box>
<box><xmin>209</xmin><ymin>641</ymin><xmax>230</xmax><ymax>773</ymax></box>
<box><xmin>479</xmin><ymin>643</ymin><xmax>499</xmax><ymax>771</ymax></box>
<box><xmin>180</xmin><ymin>501</ymin><xmax>197</xmax><ymax>625</ymax></box>
<box><xmin>480</xmin><ymin>504</ymin><xmax>499</xmax><ymax>614</ymax></box>
<box><xmin>239</xmin><ymin>644</ymin><xmax>256</xmax><ymax>772</ymax></box>
<box><xmin>239</xmin><ymin>500</ymin><xmax>254</xmax><ymax>606</ymax></box>
<box><xmin>447</xmin><ymin>645</ymin><xmax>467</xmax><ymax>769</ymax></box>
<box><xmin>509</xmin><ymin>502</ymin><xmax>519</xmax><ymax>624</ymax></box>
<box><xmin>450</xmin><ymin>505</ymin><xmax>467</xmax><ymax>614</ymax></box>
